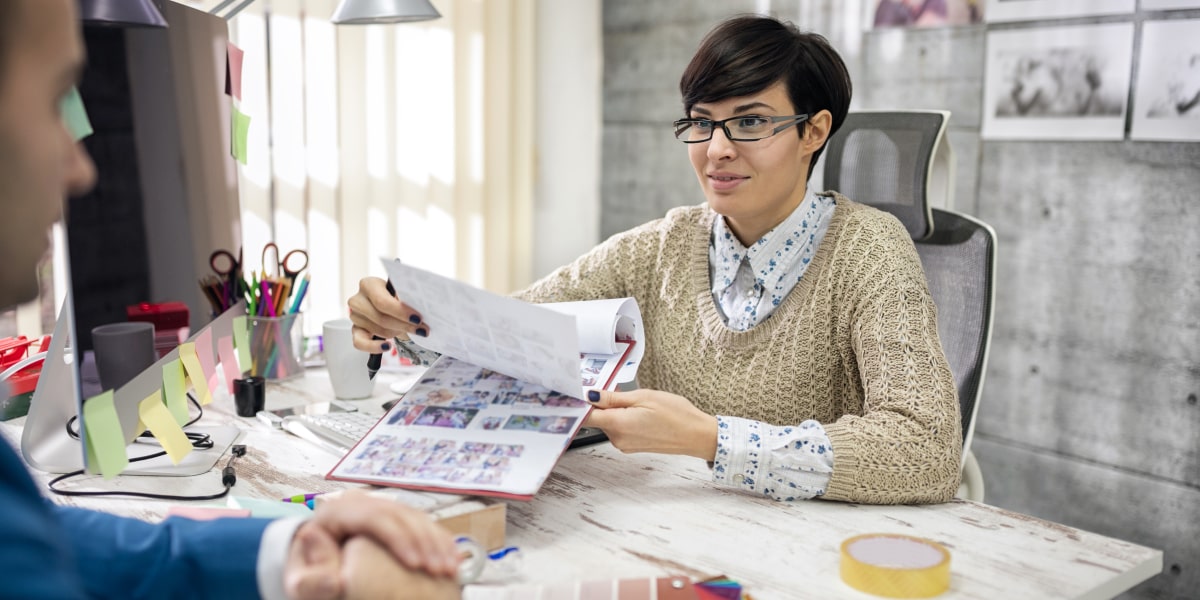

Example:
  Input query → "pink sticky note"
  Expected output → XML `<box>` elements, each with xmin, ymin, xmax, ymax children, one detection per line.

<box><xmin>167</xmin><ymin>506</ymin><xmax>251</xmax><ymax>521</ymax></box>
<box><xmin>195</xmin><ymin>328</ymin><xmax>218</xmax><ymax>393</ymax></box>
<box><xmin>218</xmin><ymin>335</ymin><xmax>241</xmax><ymax>395</ymax></box>
<box><xmin>226</xmin><ymin>41</ymin><xmax>245</xmax><ymax>100</ymax></box>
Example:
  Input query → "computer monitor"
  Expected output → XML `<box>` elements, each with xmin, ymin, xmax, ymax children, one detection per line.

<box><xmin>21</xmin><ymin>2</ymin><xmax>243</xmax><ymax>476</ymax></box>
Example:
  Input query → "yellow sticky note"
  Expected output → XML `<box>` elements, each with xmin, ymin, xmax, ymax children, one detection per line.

<box><xmin>61</xmin><ymin>86</ymin><xmax>93</xmax><ymax>141</ymax></box>
<box><xmin>138</xmin><ymin>391</ymin><xmax>193</xmax><ymax>464</ymax></box>
<box><xmin>162</xmin><ymin>359</ymin><xmax>190</xmax><ymax>426</ymax></box>
<box><xmin>232</xmin><ymin>316</ymin><xmax>251</xmax><ymax>374</ymax></box>
<box><xmin>82</xmin><ymin>391</ymin><xmax>128</xmax><ymax>479</ymax></box>
<box><xmin>231</xmin><ymin>106</ymin><xmax>250</xmax><ymax>165</ymax></box>
<box><xmin>179</xmin><ymin>342</ymin><xmax>213</xmax><ymax>406</ymax></box>
<box><xmin>195</xmin><ymin>328</ymin><xmax>218</xmax><ymax>392</ymax></box>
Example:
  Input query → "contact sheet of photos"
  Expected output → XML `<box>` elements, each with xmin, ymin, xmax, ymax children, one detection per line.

<box><xmin>327</xmin><ymin>356</ymin><xmax>616</xmax><ymax>499</ymax></box>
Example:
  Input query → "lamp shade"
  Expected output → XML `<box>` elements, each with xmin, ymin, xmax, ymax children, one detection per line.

<box><xmin>331</xmin><ymin>0</ymin><xmax>441</xmax><ymax>24</ymax></box>
<box><xmin>78</xmin><ymin>0</ymin><xmax>168</xmax><ymax>28</ymax></box>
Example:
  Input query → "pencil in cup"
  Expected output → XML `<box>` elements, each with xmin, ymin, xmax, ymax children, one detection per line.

<box><xmin>248</xmin><ymin>313</ymin><xmax>304</xmax><ymax>380</ymax></box>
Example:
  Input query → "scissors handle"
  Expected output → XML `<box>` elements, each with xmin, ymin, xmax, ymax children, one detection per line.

<box><xmin>280</xmin><ymin>249</ymin><xmax>309</xmax><ymax>279</ymax></box>
<box><xmin>210</xmin><ymin>249</ymin><xmax>241</xmax><ymax>276</ymax></box>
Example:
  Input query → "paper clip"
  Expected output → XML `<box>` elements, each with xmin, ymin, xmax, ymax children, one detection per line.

<box><xmin>456</xmin><ymin>537</ymin><xmax>523</xmax><ymax>584</ymax></box>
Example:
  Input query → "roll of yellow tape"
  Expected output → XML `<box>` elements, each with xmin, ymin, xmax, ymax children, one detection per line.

<box><xmin>840</xmin><ymin>533</ymin><xmax>951</xmax><ymax>598</ymax></box>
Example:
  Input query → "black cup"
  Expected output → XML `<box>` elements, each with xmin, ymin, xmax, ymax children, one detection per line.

<box><xmin>91</xmin><ymin>322</ymin><xmax>157</xmax><ymax>391</ymax></box>
<box><xmin>233</xmin><ymin>376</ymin><xmax>265</xmax><ymax>417</ymax></box>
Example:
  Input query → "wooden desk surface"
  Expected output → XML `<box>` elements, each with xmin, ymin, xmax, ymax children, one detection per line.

<box><xmin>5</xmin><ymin>370</ymin><xmax>1162</xmax><ymax>599</ymax></box>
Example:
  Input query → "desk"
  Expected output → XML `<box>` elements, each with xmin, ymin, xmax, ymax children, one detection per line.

<box><xmin>4</xmin><ymin>370</ymin><xmax>1162</xmax><ymax>599</ymax></box>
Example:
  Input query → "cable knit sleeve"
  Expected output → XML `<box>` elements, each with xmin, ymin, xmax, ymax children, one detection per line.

<box><xmin>821</xmin><ymin>214</ymin><xmax>962</xmax><ymax>505</ymax></box>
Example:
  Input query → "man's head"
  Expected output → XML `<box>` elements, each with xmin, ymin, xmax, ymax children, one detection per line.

<box><xmin>679</xmin><ymin>15</ymin><xmax>852</xmax><ymax>179</ymax></box>
<box><xmin>0</xmin><ymin>0</ymin><xmax>96</xmax><ymax>309</ymax></box>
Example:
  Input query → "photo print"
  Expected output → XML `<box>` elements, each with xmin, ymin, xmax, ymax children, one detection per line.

<box><xmin>1141</xmin><ymin>0</ymin><xmax>1200</xmax><ymax>9</ymax></box>
<box><xmin>982</xmin><ymin>23</ymin><xmax>1134</xmax><ymax>140</ymax></box>
<box><xmin>985</xmin><ymin>0</ymin><xmax>1133</xmax><ymax>23</ymax></box>
<box><xmin>1131</xmin><ymin>19</ymin><xmax>1200</xmax><ymax>141</ymax></box>
<box><xmin>871</xmin><ymin>0</ymin><xmax>983</xmax><ymax>29</ymax></box>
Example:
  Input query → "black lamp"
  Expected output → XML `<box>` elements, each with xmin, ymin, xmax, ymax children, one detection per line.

<box><xmin>78</xmin><ymin>0</ymin><xmax>168</xmax><ymax>28</ymax></box>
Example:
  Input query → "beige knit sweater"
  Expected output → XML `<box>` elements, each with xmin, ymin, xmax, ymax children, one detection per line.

<box><xmin>516</xmin><ymin>194</ymin><xmax>962</xmax><ymax>504</ymax></box>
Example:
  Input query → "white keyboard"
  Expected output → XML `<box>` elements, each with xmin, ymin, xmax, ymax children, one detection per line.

<box><xmin>281</xmin><ymin>411</ymin><xmax>380</xmax><ymax>453</ymax></box>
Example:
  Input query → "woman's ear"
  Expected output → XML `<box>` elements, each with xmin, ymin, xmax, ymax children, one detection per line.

<box><xmin>802</xmin><ymin>109</ymin><xmax>833</xmax><ymax>154</ymax></box>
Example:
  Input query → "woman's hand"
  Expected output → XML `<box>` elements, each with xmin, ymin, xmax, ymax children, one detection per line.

<box><xmin>347</xmin><ymin>277</ymin><xmax>428</xmax><ymax>353</ymax></box>
<box><xmin>583</xmin><ymin>389</ymin><xmax>718</xmax><ymax>461</ymax></box>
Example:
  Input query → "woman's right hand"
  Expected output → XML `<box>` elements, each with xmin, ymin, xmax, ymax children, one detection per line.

<box><xmin>347</xmin><ymin>277</ymin><xmax>429</xmax><ymax>353</ymax></box>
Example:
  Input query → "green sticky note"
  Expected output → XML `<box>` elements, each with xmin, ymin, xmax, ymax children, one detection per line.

<box><xmin>232</xmin><ymin>316</ymin><xmax>251</xmax><ymax>374</ymax></box>
<box><xmin>231</xmin><ymin>106</ymin><xmax>250</xmax><ymax>165</ymax></box>
<box><xmin>162</xmin><ymin>359</ymin><xmax>190</xmax><ymax>426</ymax></box>
<box><xmin>61</xmin><ymin>86</ymin><xmax>93</xmax><ymax>141</ymax></box>
<box><xmin>82</xmin><ymin>391</ymin><xmax>128</xmax><ymax>479</ymax></box>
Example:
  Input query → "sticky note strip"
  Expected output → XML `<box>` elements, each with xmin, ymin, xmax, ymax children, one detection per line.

<box><xmin>229</xmin><ymin>496</ymin><xmax>314</xmax><ymax>518</ymax></box>
<box><xmin>217</xmin><ymin>335</ymin><xmax>241</xmax><ymax>395</ymax></box>
<box><xmin>167</xmin><ymin>506</ymin><xmax>251</xmax><ymax>521</ymax></box>
<box><xmin>232</xmin><ymin>316</ymin><xmax>251</xmax><ymax>374</ymax></box>
<box><xmin>162</xmin><ymin>359</ymin><xmax>190</xmax><ymax>426</ymax></box>
<box><xmin>179</xmin><ymin>342</ymin><xmax>213</xmax><ymax>406</ymax></box>
<box><xmin>194</xmin><ymin>328</ymin><xmax>219</xmax><ymax>397</ymax></box>
<box><xmin>226</xmin><ymin>41</ymin><xmax>245</xmax><ymax>100</ymax></box>
<box><xmin>138</xmin><ymin>391</ymin><xmax>193</xmax><ymax>464</ymax></box>
<box><xmin>231</xmin><ymin>106</ymin><xmax>251</xmax><ymax>165</ymax></box>
<box><xmin>61</xmin><ymin>86</ymin><xmax>93</xmax><ymax>141</ymax></box>
<box><xmin>82</xmin><ymin>391</ymin><xmax>128</xmax><ymax>479</ymax></box>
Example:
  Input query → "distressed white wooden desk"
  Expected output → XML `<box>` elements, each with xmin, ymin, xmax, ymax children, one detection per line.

<box><xmin>4</xmin><ymin>369</ymin><xmax>1162</xmax><ymax>599</ymax></box>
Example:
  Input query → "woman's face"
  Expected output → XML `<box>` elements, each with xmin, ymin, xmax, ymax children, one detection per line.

<box><xmin>687</xmin><ymin>81</ymin><xmax>817</xmax><ymax>245</ymax></box>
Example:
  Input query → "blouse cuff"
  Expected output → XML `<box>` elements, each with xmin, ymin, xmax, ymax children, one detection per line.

<box><xmin>712</xmin><ymin>416</ymin><xmax>835</xmax><ymax>501</ymax></box>
<box><xmin>712</xmin><ymin>416</ymin><xmax>766</xmax><ymax>493</ymax></box>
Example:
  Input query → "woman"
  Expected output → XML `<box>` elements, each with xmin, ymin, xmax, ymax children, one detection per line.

<box><xmin>348</xmin><ymin>15</ymin><xmax>961</xmax><ymax>505</ymax></box>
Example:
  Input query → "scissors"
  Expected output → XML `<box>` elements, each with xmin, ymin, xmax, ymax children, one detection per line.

<box><xmin>261</xmin><ymin>242</ymin><xmax>309</xmax><ymax>288</ymax></box>
<box><xmin>209</xmin><ymin>247</ymin><xmax>244</xmax><ymax>305</ymax></box>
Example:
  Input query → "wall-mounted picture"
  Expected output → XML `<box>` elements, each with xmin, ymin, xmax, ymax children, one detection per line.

<box><xmin>871</xmin><ymin>0</ymin><xmax>984</xmax><ymax>29</ymax></box>
<box><xmin>1131</xmin><ymin>19</ymin><xmax>1200</xmax><ymax>141</ymax></box>
<box><xmin>982</xmin><ymin>23</ymin><xmax>1134</xmax><ymax>140</ymax></box>
<box><xmin>985</xmin><ymin>0</ymin><xmax>1134</xmax><ymax>22</ymax></box>
<box><xmin>1142</xmin><ymin>0</ymin><xmax>1200</xmax><ymax>9</ymax></box>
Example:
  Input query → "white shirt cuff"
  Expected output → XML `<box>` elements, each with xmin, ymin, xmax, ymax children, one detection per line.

<box><xmin>712</xmin><ymin>416</ymin><xmax>834</xmax><ymax>501</ymax></box>
<box><xmin>257</xmin><ymin>517</ymin><xmax>310</xmax><ymax>600</ymax></box>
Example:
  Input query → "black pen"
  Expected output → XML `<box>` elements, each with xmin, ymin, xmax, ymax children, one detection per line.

<box><xmin>366</xmin><ymin>280</ymin><xmax>397</xmax><ymax>380</ymax></box>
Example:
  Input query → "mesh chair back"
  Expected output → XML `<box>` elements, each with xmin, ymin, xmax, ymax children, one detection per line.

<box><xmin>823</xmin><ymin>111</ymin><xmax>948</xmax><ymax>240</ymax></box>
<box><xmin>915</xmin><ymin>208</ymin><xmax>996</xmax><ymax>453</ymax></box>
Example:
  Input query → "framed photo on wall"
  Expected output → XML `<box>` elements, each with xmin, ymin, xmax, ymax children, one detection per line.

<box><xmin>985</xmin><ymin>0</ymin><xmax>1134</xmax><ymax>23</ymax></box>
<box><xmin>1142</xmin><ymin>0</ymin><xmax>1200</xmax><ymax>9</ymax></box>
<box><xmin>870</xmin><ymin>0</ymin><xmax>984</xmax><ymax>29</ymax></box>
<box><xmin>981</xmin><ymin>23</ymin><xmax>1134</xmax><ymax>140</ymax></box>
<box><xmin>1130</xmin><ymin>19</ymin><xmax>1200</xmax><ymax>141</ymax></box>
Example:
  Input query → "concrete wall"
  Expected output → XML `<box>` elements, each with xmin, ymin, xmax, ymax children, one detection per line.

<box><xmin>601</xmin><ymin>2</ymin><xmax>1199</xmax><ymax>597</ymax></box>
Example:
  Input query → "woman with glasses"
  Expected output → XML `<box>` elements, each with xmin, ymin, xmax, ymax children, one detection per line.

<box><xmin>349</xmin><ymin>15</ymin><xmax>961</xmax><ymax>505</ymax></box>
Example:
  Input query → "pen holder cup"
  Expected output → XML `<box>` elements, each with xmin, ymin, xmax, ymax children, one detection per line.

<box><xmin>249</xmin><ymin>313</ymin><xmax>303</xmax><ymax>381</ymax></box>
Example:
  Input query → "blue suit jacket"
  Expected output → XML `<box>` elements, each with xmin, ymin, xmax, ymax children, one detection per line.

<box><xmin>1</xmin><ymin>439</ymin><xmax>272</xmax><ymax>599</ymax></box>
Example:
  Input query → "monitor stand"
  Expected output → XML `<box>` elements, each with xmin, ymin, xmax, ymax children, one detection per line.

<box><xmin>21</xmin><ymin>298</ymin><xmax>237</xmax><ymax>476</ymax></box>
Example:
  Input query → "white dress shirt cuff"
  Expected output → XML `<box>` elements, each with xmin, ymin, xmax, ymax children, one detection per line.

<box><xmin>712</xmin><ymin>416</ymin><xmax>835</xmax><ymax>501</ymax></box>
<box><xmin>257</xmin><ymin>517</ymin><xmax>310</xmax><ymax>600</ymax></box>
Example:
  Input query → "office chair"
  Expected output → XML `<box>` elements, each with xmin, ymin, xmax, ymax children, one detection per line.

<box><xmin>915</xmin><ymin>208</ymin><xmax>997</xmax><ymax>502</ymax></box>
<box><xmin>822</xmin><ymin>110</ymin><xmax>952</xmax><ymax>240</ymax></box>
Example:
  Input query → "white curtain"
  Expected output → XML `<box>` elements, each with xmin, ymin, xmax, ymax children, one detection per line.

<box><xmin>227</xmin><ymin>0</ymin><xmax>535</xmax><ymax>336</ymax></box>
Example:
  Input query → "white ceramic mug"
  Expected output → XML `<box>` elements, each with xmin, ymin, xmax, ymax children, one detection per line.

<box><xmin>322</xmin><ymin>318</ymin><xmax>375</xmax><ymax>399</ymax></box>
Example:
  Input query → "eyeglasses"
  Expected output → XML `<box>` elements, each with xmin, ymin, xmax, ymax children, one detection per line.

<box><xmin>673</xmin><ymin>114</ymin><xmax>810</xmax><ymax>143</ymax></box>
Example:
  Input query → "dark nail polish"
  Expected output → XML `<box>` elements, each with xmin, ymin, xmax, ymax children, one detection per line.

<box><xmin>409</xmin><ymin>314</ymin><xmax>422</xmax><ymax>324</ymax></box>
<box><xmin>380</xmin><ymin>343</ymin><xmax>391</xmax><ymax>351</ymax></box>
<box><xmin>587</xmin><ymin>390</ymin><xmax>600</xmax><ymax>402</ymax></box>
<box><xmin>415</xmin><ymin>328</ymin><xmax>428</xmax><ymax>337</ymax></box>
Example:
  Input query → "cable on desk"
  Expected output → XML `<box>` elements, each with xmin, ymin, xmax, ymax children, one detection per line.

<box><xmin>47</xmin><ymin>393</ymin><xmax>245</xmax><ymax>501</ymax></box>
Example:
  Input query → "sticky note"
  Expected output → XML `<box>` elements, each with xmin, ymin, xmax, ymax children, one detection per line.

<box><xmin>231</xmin><ymin>106</ymin><xmax>250</xmax><ymax>165</ymax></box>
<box><xmin>61</xmin><ymin>86</ymin><xmax>93</xmax><ymax>141</ymax></box>
<box><xmin>226</xmin><ymin>41</ymin><xmax>245</xmax><ymax>100</ymax></box>
<box><xmin>218</xmin><ymin>335</ymin><xmax>241</xmax><ymax>395</ymax></box>
<box><xmin>138</xmin><ymin>391</ymin><xmax>193</xmax><ymax>464</ymax></box>
<box><xmin>229</xmin><ymin>496</ymin><xmax>314</xmax><ymax>518</ymax></box>
<box><xmin>194</xmin><ymin>328</ymin><xmax>219</xmax><ymax>397</ymax></box>
<box><xmin>232</xmin><ymin>316</ymin><xmax>251</xmax><ymax>374</ymax></box>
<box><xmin>162</xmin><ymin>359</ymin><xmax>190</xmax><ymax>426</ymax></box>
<box><xmin>167</xmin><ymin>506</ymin><xmax>251</xmax><ymax>521</ymax></box>
<box><xmin>82</xmin><ymin>391</ymin><xmax>128</xmax><ymax>479</ymax></box>
<box><xmin>179</xmin><ymin>342</ymin><xmax>213</xmax><ymax>406</ymax></box>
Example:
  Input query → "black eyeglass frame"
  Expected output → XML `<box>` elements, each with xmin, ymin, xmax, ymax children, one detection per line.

<box><xmin>672</xmin><ymin>114</ymin><xmax>810</xmax><ymax>143</ymax></box>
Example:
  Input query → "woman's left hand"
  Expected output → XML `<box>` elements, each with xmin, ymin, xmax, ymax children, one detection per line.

<box><xmin>583</xmin><ymin>389</ymin><xmax>718</xmax><ymax>460</ymax></box>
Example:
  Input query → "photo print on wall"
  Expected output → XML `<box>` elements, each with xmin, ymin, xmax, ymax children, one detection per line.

<box><xmin>985</xmin><ymin>0</ymin><xmax>1134</xmax><ymax>23</ymax></box>
<box><xmin>1131</xmin><ymin>19</ymin><xmax>1200</xmax><ymax>141</ymax></box>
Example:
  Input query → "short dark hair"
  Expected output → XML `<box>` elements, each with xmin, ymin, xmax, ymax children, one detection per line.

<box><xmin>679</xmin><ymin>15</ymin><xmax>852</xmax><ymax>177</ymax></box>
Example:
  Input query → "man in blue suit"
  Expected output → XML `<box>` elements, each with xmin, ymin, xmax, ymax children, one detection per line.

<box><xmin>0</xmin><ymin>1</ymin><xmax>461</xmax><ymax>598</ymax></box>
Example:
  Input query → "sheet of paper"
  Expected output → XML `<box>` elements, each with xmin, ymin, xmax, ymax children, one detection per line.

<box><xmin>60</xmin><ymin>86</ymin><xmax>93</xmax><ymax>141</ymax></box>
<box><xmin>383</xmin><ymin>259</ymin><xmax>582</xmax><ymax>398</ymax></box>
<box><xmin>232</xmin><ymin>316</ymin><xmax>252</xmax><ymax>374</ymax></box>
<box><xmin>231</xmin><ymin>106</ymin><xmax>251</xmax><ymax>165</ymax></box>
<box><xmin>179</xmin><ymin>342</ymin><xmax>213</xmax><ymax>406</ymax></box>
<box><xmin>138</xmin><ymin>391</ymin><xmax>193</xmax><ymax>464</ymax></box>
<box><xmin>162</xmin><ymin>359</ymin><xmax>190</xmax><ymax>426</ymax></box>
<box><xmin>82</xmin><ymin>391</ymin><xmax>128</xmax><ymax>479</ymax></box>
<box><xmin>217</xmin><ymin>335</ymin><xmax>241</xmax><ymax>394</ymax></box>
<box><xmin>226</xmin><ymin>41</ymin><xmax>245</xmax><ymax>100</ymax></box>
